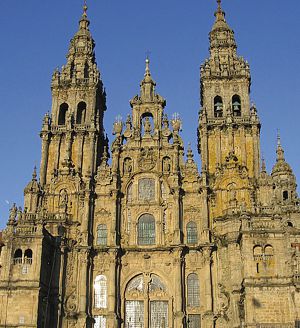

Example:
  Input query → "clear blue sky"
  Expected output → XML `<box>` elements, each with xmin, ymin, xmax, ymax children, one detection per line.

<box><xmin>1</xmin><ymin>0</ymin><xmax>300</xmax><ymax>229</ymax></box>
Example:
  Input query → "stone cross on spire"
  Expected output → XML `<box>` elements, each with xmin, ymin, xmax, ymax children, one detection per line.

<box><xmin>83</xmin><ymin>0</ymin><xmax>88</xmax><ymax>17</ymax></box>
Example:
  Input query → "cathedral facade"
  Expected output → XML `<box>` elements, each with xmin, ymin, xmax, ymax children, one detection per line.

<box><xmin>1</xmin><ymin>2</ymin><xmax>300</xmax><ymax>328</ymax></box>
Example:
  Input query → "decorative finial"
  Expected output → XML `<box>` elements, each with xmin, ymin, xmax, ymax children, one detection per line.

<box><xmin>83</xmin><ymin>0</ymin><xmax>88</xmax><ymax>17</ymax></box>
<box><xmin>32</xmin><ymin>166</ymin><xmax>37</xmax><ymax>180</ymax></box>
<box><xmin>145</xmin><ymin>52</ymin><xmax>151</xmax><ymax>77</ymax></box>
<box><xmin>214</xmin><ymin>0</ymin><xmax>225</xmax><ymax>20</ymax></box>
<box><xmin>277</xmin><ymin>129</ymin><xmax>281</xmax><ymax>146</ymax></box>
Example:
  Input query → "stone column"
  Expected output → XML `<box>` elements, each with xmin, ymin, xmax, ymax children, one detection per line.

<box><xmin>79</xmin><ymin>249</ymin><xmax>89</xmax><ymax>315</ymax></box>
<box><xmin>240</xmin><ymin>126</ymin><xmax>246</xmax><ymax>166</ymax></box>
<box><xmin>77</xmin><ymin>133</ymin><xmax>84</xmax><ymax>173</ymax></box>
<box><xmin>54</xmin><ymin>134</ymin><xmax>62</xmax><ymax>171</ymax></box>
<box><xmin>174</xmin><ymin>248</ymin><xmax>184</xmax><ymax>328</ymax></box>
<box><xmin>40</xmin><ymin>133</ymin><xmax>50</xmax><ymax>186</ymax></box>
<box><xmin>65</xmin><ymin>132</ymin><xmax>72</xmax><ymax>162</ymax></box>
<box><xmin>216</xmin><ymin>127</ymin><xmax>221</xmax><ymax>166</ymax></box>
<box><xmin>201</xmin><ymin>128</ymin><xmax>208</xmax><ymax>172</ymax></box>
<box><xmin>202</xmin><ymin>247</ymin><xmax>214</xmax><ymax>328</ymax></box>
<box><xmin>107</xmin><ymin>251</ymin><xmax>117</xmax><ymax>328</ymax></box>
<box><xmin>88</xmin><ymin>132</ymin><xmax>96</xmax><ymax>175</ymax></box>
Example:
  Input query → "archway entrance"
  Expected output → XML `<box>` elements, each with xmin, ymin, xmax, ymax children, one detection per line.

<box><xmin>125</xmin><ymin>274</ymin><xmax>170</xmax><ymax>328</ymax></box>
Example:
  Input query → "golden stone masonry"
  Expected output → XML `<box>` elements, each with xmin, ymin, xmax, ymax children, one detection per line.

<box><xmin>0</xmin><ymin>1</ymin><xmax>300</xmax><ymax>327</ymax></box>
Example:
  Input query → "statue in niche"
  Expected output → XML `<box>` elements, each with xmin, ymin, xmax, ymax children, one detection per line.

<box><xmin>143</xmin><ymin>117</ymin><xmax>152</xmax><ymax>134</ymax></box>
<box><xmin>59</xmin><ymin>189</ymin><xmax>68</xmax><ymax>212</ymax></box>
<box><xmin>162</xmin><ymin>157</ymin><xmax>171</xmax><ymax>173</ymax></box>
<box><xmin>124</xmin><ymin>158</ymin><xmax>133</xmax><ymax>175</ymax></box>
<box><xmin>138</xmin><ymin>178</ymin><xmax>155</xmax><ymax>201</ymax></box>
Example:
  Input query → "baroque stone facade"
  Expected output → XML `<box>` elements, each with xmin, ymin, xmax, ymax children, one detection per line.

<box><xmin>0</xmin><ymin>2</ymin><xmax>300</xmax><ymax>328</ymax></box>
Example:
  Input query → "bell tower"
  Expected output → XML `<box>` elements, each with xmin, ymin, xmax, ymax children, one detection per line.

<box><xmin>198</xmin><ymin>0</ymin><xmax>261</xmax><ymax>180</ymax></box>
<box><xmin>40</xmin><ymin>3</ymin><xmax>106</xmax><ymax>186</ymax></box>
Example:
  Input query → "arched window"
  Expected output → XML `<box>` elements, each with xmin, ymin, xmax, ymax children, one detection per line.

<box><xmin>24</xmin><ymin>249</ymin><xmax>33</xmax><ymax>265</ymax></box>
<box><xmin>283</xmin><ymin>190</ymin><xmax>289</xmax><ymax>201</ymax></box>
<box><xmin>94</xmin><ymin>275</ymin><xmax>107</xmax><ymax>309</ymax></box>
<box><xmin>187</xmin><ymin>221</ymin><xmax>198</xmax><ymax>245</ymax></box>
<box><xmin>187</xmin><ymin>273</ymin><xmax>200</xmax><ymax>307</ymax></box>
<box><xmin>76</xmin><ymin>102</ymin><xmax>86</xmax><ymax>124</ymax></box>
<box><xmin>214</xmin><ymin>96</ymin><xmax>223</xmax><ymax>117</ymax></box>
<box><xmin>13</xmin><ymin>249</ymin><xmax>22</xmax><ymax>265</ymax></box>
<box><xmin>138</xmin><ymin>214</ymin><xmax>155</xmax><ymax>245</ymax></box>
<box><xmin>125</xmin><ymin>274</ymin><xmax>168</xmax><ymax>328</ymax></box>
<box><xmin>232</xmin><ymin>95</ymin><xmax>241</xmax><ymax>117</ymax></box>
<box><xmin>58</xmin><ymin>103</ymin><xmax>68</xmax><ymax>125</ymax></box>
<box><xmin>97</xmin><ymin>224</ymin><xmax>107</xmax><ymax>246</ymax></box>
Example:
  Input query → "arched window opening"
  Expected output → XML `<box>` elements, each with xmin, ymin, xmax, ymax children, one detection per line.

<box><xmin>264</xmin><ymin>245</ymin><xmax>274</xmax><ymax>260</ymax></box>
<box><xmin>24</xmin><ymin>249</ymin><xmax>33</xmax><ymax>265</ymax></box>
<box><xmin>232</xmin><ymin>95</ymin><xmax>241</xmax><ymax>117</ymax></box>
<box><xmin>288</xmin><ymin>221</ymin><xmax>294</xmax><ymax>227</ymax></box>
<box><xmin>253</xmin><ymin>245</ymin><xmax>274</xmax><ymax>275</ymax></box>
<box><xmin>214</xmin><ymin>96</ymin><xmax>223</xmax><ymax>118</ymax></box>
<box><xmin>13</xmin><ymin>249</ymin><xmax>22</xmax><ymax>265</ymax></box>
<box><xmin>84</xmin><ymin>62</ymin><xmax>89</xmax><ymax>79</ymax></box>
<box><xmin>125</xmin><ymin>274</ymin><xmax>168</xmax><ymax>328</ymax></box>
<box><xmin>283</xmin><ymin>190</ymin><xmax>289</xmax><ymax>201</ymax></box>
<box><xmin>187</xmin><ymin>221</ymin><xmax>198</xmax><ymax>245</ymax></box>
<box><xmin>76</xmin><ymin>102</ymin><xmax>86</xmax><ymax>124</ymax></box>
<box><xmin>97</xmin><ymin>224</ymin><xmax>107</xmax><ymax>246</ymax></box>
<box><xmin>94</xmin><ymin>316</ymin><xmax>106</xmax><ymax>328</ymax></box>
<box><xmin>58</xmin><ymin>103</ymin><xmax>68</xmax><ymax>125</ymax></box>
<box><xmin>138</xmin><ymin>214</ymin><xmax>155</xmax><ymax>245</ymax></box>
<box><xmin>187</xmin><ymin>273</ymin><xmax>200</xmax><ymax>307</ymax></box>
<box><xmin>94</xmin><ymin>275</ymin><xmax>107</xmax><ymax>309</ymax></box>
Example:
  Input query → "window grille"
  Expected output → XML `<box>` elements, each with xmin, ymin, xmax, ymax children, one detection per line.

<box><xmin>94</xmin><ymin>275</ymin><xmax>107</xmax><ymax>308</ymax></box>
<box><xmin>97</xmin><ymin>224</ymin><xmax>107</xmax><ymax>246</ymax></box>
<box><xmin>127</xmin><ymin>275</ymin><xmax>144</xmax><ymax>292</ymax></box>
<box><xmin>150</xmin><ymin>301</ymin><xmax>168</xmax><ymax>328</ymax></box>
<box><xmin>138</xmin><ymin>178</ymin><xmax>155</xmax><ymax>201</ymax></box>
<box><xmin>296</xmin><ymin>321</ymin><xmax>300</xmax><ymax>328</ymax></box>
<box><xmin>138</xmin><ymin>214</ymin><xmax>155</xmax><ymax>245</ymax></box>
<box><xmin>125</xmin><ymin>300</ymin><xmax>144</xmax><ymax>328</ymax></box>
<box><xmin>187</xmin><ymin>273</ymin><xmax>200</xmax><ymax>307</ymax></box>
<box><xmin>149</xmin><ymin>274</ymin><xmax>166</xmax><ymax>292</ymax></box>
<box><xmin>187</xmin><ymin>314</ymin><xmax>201</xmax><ymax>328</ymax></box>
<box><xmin>187</xmin><ymin>221</ymin><xmax>198</xmax><ymax>244</ymax></box>
<box><xmin>94</xmin><ymin>315</ymin><xmax>106</xmax><ymax>328</ymax></box>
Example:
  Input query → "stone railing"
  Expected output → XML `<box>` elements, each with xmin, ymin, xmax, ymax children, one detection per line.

<box><xmin>257</xmin><ymin>324</ymin><xmax>294</xmax><ymax>328</ymax></box>
<box><xmin>16</xmin><ymin>226</ymin><xmax>38</xmax><ymax>236</ymax></box>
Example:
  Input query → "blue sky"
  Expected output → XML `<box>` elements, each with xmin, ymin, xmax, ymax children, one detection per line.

<box><xmin>0</xmin><ymin>0</ymin><xmax>300</xmax><ymax>229</ymax></box>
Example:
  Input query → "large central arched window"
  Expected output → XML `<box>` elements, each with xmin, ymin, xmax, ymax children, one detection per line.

<box><xmin>125</xmin><ymin>274</ymin><xmax>169</xmax><ymax>328</ymax></box>
<box><xmin>138</xmin><ymin>214</ymin><xmax>155</xmax><ymax>245</ymax></box>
